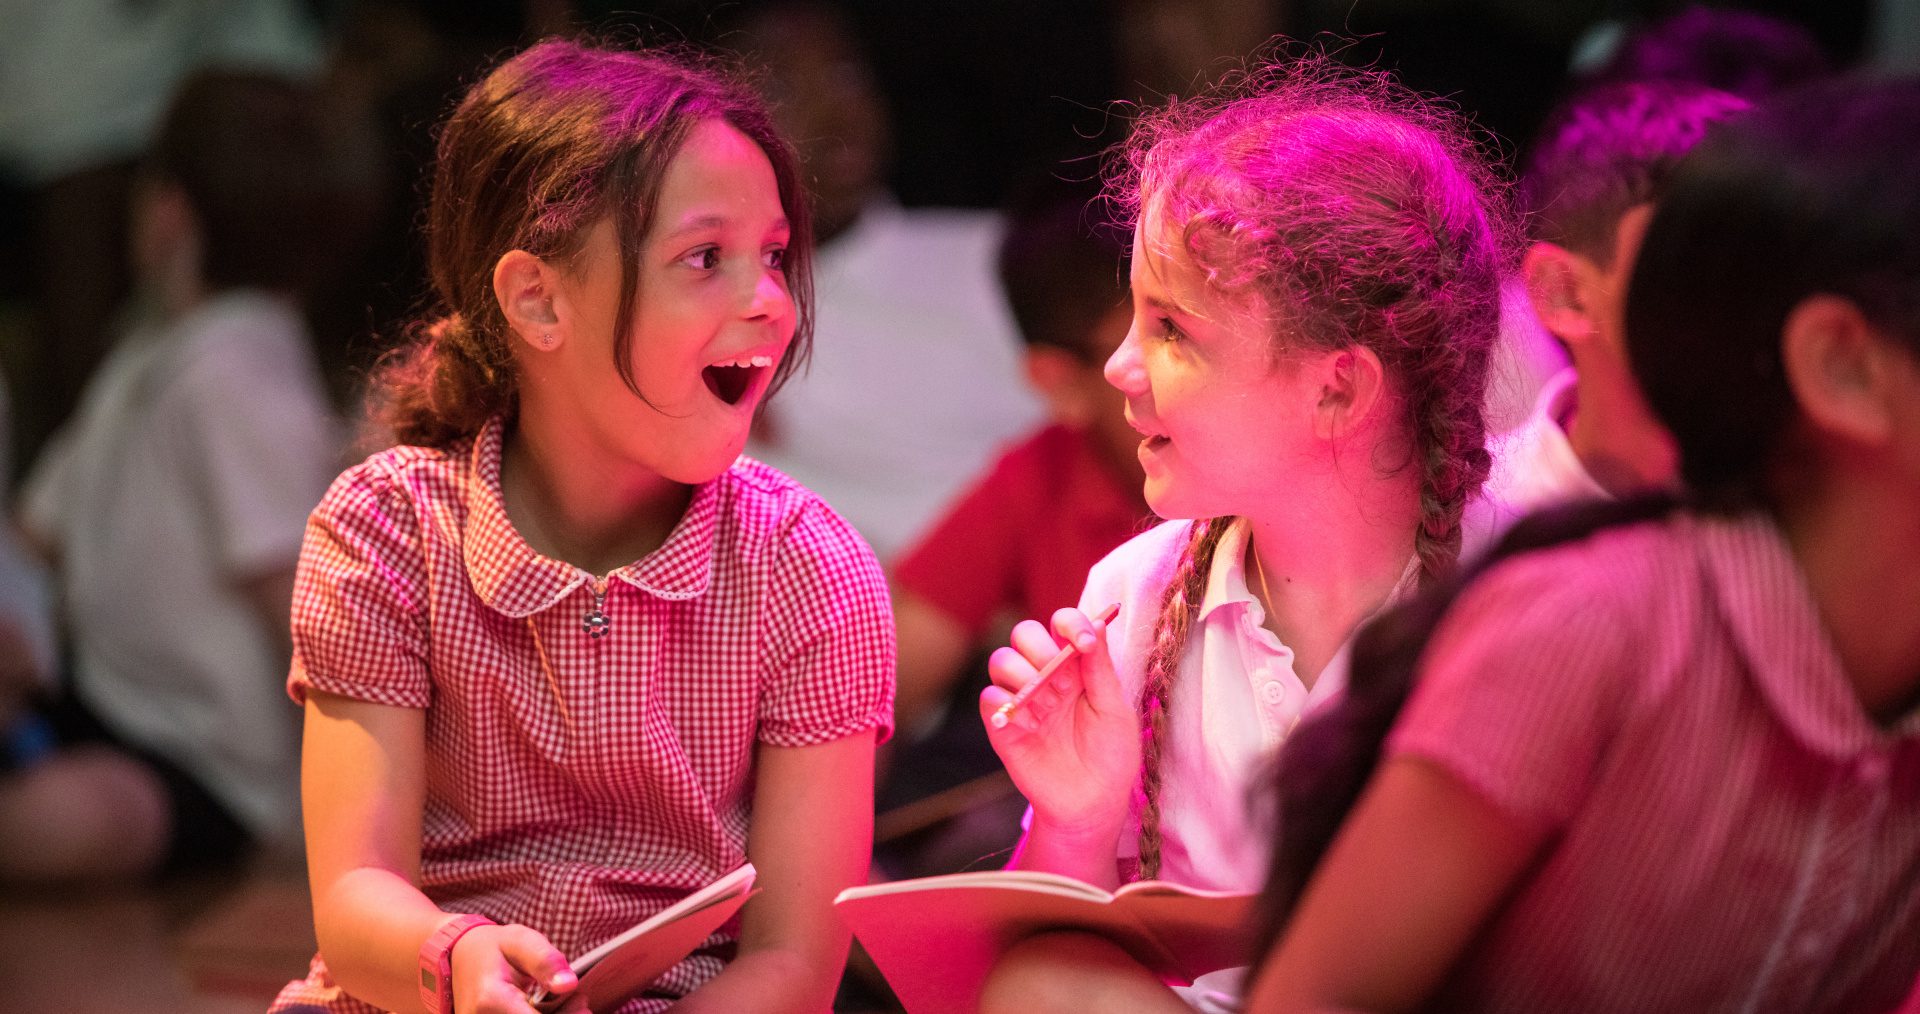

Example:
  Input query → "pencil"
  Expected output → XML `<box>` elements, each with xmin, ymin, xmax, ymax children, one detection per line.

<box><xmin>988</xmin><ymin>602</ymin><xmax>1123</xmax><ymax>729</ymax></box>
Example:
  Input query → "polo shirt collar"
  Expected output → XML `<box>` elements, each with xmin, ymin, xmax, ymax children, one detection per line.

<box><xmin>462</xmin><ymin>418</ymin><xmax>719</xmax><ymax>617</ymax></box>
<box><xmin>1695</xmin><ymin>511</ymin><xmax>1919</xmax><ymax>756</ymax></box>
<box><xmin>1198</xmin><ymin>518</ymin><xmax>1256</xmax><ymax>624</ymax></box>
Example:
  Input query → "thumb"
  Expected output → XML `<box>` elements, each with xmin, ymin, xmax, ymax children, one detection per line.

<box><xmin>498</xmin><ymin>925</ymin><xmax>576</xmax><ymax>995</ymax></box>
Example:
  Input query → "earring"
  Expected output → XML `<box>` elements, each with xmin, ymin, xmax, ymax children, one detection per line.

<box><xmin>538</xmin><ymin>332</ymin><xmax>555</xmax><ymax>349</ymax></box>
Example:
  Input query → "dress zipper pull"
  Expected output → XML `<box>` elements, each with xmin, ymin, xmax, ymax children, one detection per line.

<box><xmin>582</xmin><ymin>579</ymin><xmax>611</xmax><ymax>639</ymax></box>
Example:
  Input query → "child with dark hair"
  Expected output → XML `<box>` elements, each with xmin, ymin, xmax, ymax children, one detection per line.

<box><xmin>2</xmin><ymin>69</ymin><xmax>365</xmax><ymax>883</ymax></box>
<box><xmin>272</xmin><ymin>39</ymin><xmax>892</xmax><ymax>1014</ymax></box>
<box><xmin>972</xmin><ymin>53</ymin><xmax>1513</xmax><ymax>1012</ymax></box>
<box><xmin>1251</xmin><ymin>76</ymin><xmax>1920</xmax><ymax>1014</ymax></box>
<box><xmin>1489</xmin><ymin>80</ymin><xmax>1748</xmax><ymax>511</ymax></box>
<box><xmin>890</xmin><ymin>182</ymin><xmax>1148</xmax><ymax>742</ymax></box>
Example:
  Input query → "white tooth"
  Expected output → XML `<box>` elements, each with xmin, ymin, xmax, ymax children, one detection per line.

<box><xmin>751</xmin><ymin>355</ymin><xmax>772</xmax><ymax>368</ymax></box>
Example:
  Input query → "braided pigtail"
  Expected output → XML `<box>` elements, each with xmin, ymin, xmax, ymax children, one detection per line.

<box><xmin>1135</xmin><ymin>515</ymin><xmax>1234</xmax><ymax>881</ymax></box>
<box><xmin>1408</xmin><ymin>344</ymin><xmax>1495</xmax><ymax>586</ymax></box>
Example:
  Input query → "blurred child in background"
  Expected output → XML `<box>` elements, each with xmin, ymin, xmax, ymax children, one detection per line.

<box><xmin>1489</xmin><ymin>80</ymin><xmax>1748</xmax><ymax>512</ymax></box>
<box><xmin>1</xmin><ymin>69</ymin><xmax>368</xmax><ymax>883</ymax></box>
<box><xmin>891</xmin><ymin>180</ymin><xmax>1149</xmax><ymax>744</ymax></box>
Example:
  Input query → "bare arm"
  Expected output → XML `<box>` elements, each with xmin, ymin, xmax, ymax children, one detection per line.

<box><xmin>672</xmin><ymin>730</ymin><xmax>878</xmax><ymax>1013</ymax></box>
<box><xmin>1245</xmin><ymin>757</ymin><xmax>1547</xmax><ymax>1014</ymax></box>
<box><xmin>304</xmin><ymin>688</ymin><xmax>575</xmax><ymax>1014</ymax></box>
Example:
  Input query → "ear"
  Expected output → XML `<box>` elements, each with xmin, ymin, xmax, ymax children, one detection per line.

<box><xmin>1313</xmin><ymin>345</ymin><xmax>1389</xmax><ymax>441</ymax></box>
<box><xmin>1522</xmin><ymin>242</ymin><xmax>1601</xmax><ymax>346</ymax></box>
<box><xmin>1025</xmin><ymin>346</ymin><xmax>1094</xmax><ymax>424</ymax></box>
<box><xmin>1781</xmin><ymin>294</ymin><xmax>1898</xmax><ymax>447</ymax></box>
<box><xmin>492</xmin><ymin>249</ymin><xmax>565</xmax><ymax>353</ymax></box>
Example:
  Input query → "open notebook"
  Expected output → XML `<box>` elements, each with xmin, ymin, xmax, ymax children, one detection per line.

<box><xmin>530</xmin><ymin>863</ymin><xmax>755</xmax><ymax>1012</ymax></box>
<box><xmin>835</xmin><ymin>869</ymin><xmax>1254</xmax><ymax>1014</ymax></box>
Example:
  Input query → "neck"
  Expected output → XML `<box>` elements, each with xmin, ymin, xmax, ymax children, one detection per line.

<box><xmin>500</xmin><ymin>410</ymin><xmax>691</xmax><ymax>576</ymax></box>
<box><xmin>1565</xmin><ymin>354</ymin><xmax>1679</xmax><ymax>497</ymax></box>
<box><xmin>1243</xmin><ymin>463</ymin><xmax>1420</xmax><ymax>686</ymax></box>
<box><xmin>1775</xmin><ymin>458</ymin><xmax>1920</xmax><ymax>724</ymax></box>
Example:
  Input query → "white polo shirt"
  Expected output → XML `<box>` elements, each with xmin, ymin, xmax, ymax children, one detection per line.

<box><xmin>1486</xmin><ymin>368</ymin><xmax>1607</xmax><ymax>516</ymax></box>
<box><xmin>1068</xmin><ymin>518</ymin><xmax>1416</xmax><ymax>891</ymax></box>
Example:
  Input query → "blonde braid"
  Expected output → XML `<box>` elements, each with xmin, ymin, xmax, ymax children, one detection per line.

<box><xmin>1135</xmin><ymin>516</ymin><xmax>1233</xmax><ymax>881</ymax></box>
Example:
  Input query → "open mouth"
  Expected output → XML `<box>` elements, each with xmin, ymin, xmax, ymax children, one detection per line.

<box><xmin>701</xmin><ymin>354</ymin><xmax>773</xmax><ymax>406</ymax></box>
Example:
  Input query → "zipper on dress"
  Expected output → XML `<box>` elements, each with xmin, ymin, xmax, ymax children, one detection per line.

<box><xmin>582</xmin><ymin>577</ymin><xmax>611</xmax><ymax>639</ymax></box>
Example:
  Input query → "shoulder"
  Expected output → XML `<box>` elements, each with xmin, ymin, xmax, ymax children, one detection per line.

<box><xmin>312</xmin><ymin>441</ymin><xmax>467</xmax><ymax>532</ymax></box>
<box><xmin>1467</xmin><ymin>516</ymin><xmax>1684</xmax><ymax>611</ymax></box>
<box><xmin>1083</xmin><ymin>517</ymin><xmax>1191</xmax><ymax>615</ymax></box>
<box><xmin>722</xmin><ymin>456</ymin><xmax>883</xmax><ymax>570</ymax></box>
<box><xmin>1440</xmin><ymin>513</ymin><xmax>1705</xmax><ymax>686</ymax></box>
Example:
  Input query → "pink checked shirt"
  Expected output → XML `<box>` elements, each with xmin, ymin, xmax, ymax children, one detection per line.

<box><xmin>1390</xmin><ymin>511</ymin><xmax>1920</xmax><ymax>1013</ymax></box>
<box><xmin>271</xmin><ymin>419</ymin><xmax>894</xmax><ymax>1014</ymax></box>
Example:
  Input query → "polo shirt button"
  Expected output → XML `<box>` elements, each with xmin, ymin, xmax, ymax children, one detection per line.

<box><xmin>1262</xmin><ymin>681</ymin><xmax>1284</xmax><ymax>704</ymax></box>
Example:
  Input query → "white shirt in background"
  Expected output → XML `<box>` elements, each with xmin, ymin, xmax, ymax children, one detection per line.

<box><xmin>747</xmin><ymin>200</ymin><xmax>1043</xmax><ymax>562</ymax></box>
<box><xmin>1486</xmin><ymin>368</ymin><xmax>1608</xmax><ymax>518</ymax></box>
<box><xmin>22</xmin><ymin>290</ymin><xmax>340</xmax><ymax>843</ymax></box>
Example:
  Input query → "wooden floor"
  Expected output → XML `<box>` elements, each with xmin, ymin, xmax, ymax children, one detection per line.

<box><xmin>0</xmin><ymin>862</ymin><xmax>910</xmax><ymax>1013</ymax></box>
<box><xmin>0</xmin><ymin>865</ymin><xmax>309</xmax><ymax>1013</ymax></box>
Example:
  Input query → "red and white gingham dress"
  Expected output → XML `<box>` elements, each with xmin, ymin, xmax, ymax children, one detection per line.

<box><xmin>270</xmin><ymin>418</ymin><xmax>895</xmax><ymax>1013</ymax></box>
<box><xmin>1389</xmin><ymin>511</ymin><xmax>1920</xmax><ymax>1013</ymax></box>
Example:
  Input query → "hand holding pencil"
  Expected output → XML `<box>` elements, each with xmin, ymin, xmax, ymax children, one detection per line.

<box><xmin>979</xmin><ymin>603</ymin><xmax>1141</xmax><ymax>846</ymax></box>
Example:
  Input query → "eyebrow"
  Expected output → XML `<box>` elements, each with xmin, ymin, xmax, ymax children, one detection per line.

<box><xmin>662</xmin><ymin>213</ymin><xmax>790</xmax><ymax>241</ymax></box>
<box><xmin>1143</xmin><ymin>292</ymin><xmax>1201</xmax><ymax>320</ymax></box>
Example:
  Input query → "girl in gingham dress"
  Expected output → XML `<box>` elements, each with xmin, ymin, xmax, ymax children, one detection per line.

<box><xmin>971</xmin><ymin>54</ymin><xmax>1513</xmax><ymax>1013</ymax></box>
<box><xmin>1250</xmin><ymin>77</ymin><xmax>1920</xmax><ymax>1013</ymax></box>
<box><xmin>271</xmin><ymin>40</ymin><xmax>893</xmax><ymax>1014</ymax></box>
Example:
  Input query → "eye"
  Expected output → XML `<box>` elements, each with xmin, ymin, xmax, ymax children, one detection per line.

<box><xmin>679</xmin><ymin>246</ymin><xmax>721</xmax><ymax>271</ymax></box>
<box><xmin>763</xmin><ymin>246</ymin><xmax>786</xmax><ymax>271</ymax></box>
<box><xmin>1153</xmin><ymin>316</ymin><xmax>1185</xmax><ymax>342</ymax></box>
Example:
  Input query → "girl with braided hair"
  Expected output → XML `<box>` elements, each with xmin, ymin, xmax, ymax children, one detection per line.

<box><xmin>976</xmin><ymin>53</ymin><xmax>1511</xmax><ymax>1012</ymax></box>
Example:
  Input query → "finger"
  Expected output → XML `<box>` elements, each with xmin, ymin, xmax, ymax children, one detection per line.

<box><xmin>1050</xmin><ymin>607</ymin><xmax>1101</xmax><ymax>653</ymax></box>
<box><xmin>986</xmin><ymin>645</ymin><xmax>1040</xmax><ymax>693</ymax></box>
<box><xmin>980</xmin><ymin>684</ymin><xmax>1023</xmax><ymax>735</ymax></box>
<box><xmin>498</xmin><ymin>925</ymin><xmax>577</xmax><ymax>997</ymax></box>
<box><xmin>1009</xmin><ymin>618</ymin><xmax>1065</xmax><ymax>667</ymax></box>
<box><xmin>474</xmin><ymin>980</ymin><xmax>544</xmax><ymax>1014</ymax></box>
<box><xmin>1076</xmin><ymin>634</ymin><xmax>1127</xmax><ymax>713</ymax></box>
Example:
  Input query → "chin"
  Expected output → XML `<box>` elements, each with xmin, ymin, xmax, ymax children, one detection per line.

<box><xmin>1142</xmin><ymin>480</ymin><xmax>1197</xmax><ymax>522</ymax></box>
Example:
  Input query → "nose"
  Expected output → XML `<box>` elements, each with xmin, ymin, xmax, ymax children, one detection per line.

<box><xmin>744</xmin><ymin>265</ymin><xmax>792</xmax><ymax>323</ymax></box>
<box><xmin>1104</xmin><ymin>318</ymin><xmax>1147</xmax><ymax>396</ymax></box>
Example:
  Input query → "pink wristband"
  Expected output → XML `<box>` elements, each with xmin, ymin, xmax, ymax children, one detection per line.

<box><xmin>418</xmin><ymin>913</ymin><xmax>495</xmax><ymax>1014</ymax></box>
